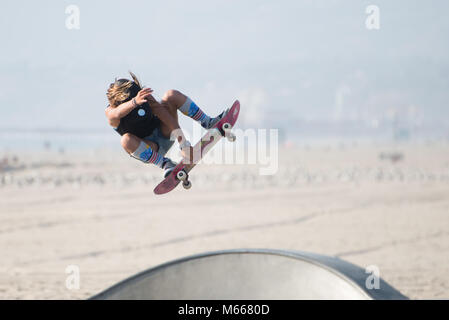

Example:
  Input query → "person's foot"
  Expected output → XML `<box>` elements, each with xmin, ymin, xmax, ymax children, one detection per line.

<box><xmin>202</xmin><ymin>109</ymin><xmax>228</xmax><ymax>129</ymax></box>
<box><xmin>162</xmin><ymin>159</ymin><xmax>177</xmax><ymax>178</ymax></box>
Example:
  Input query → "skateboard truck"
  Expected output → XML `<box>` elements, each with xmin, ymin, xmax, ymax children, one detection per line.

<box><xmin>176</xmin><ymin>170</ymin><xmax>192</xmax><ymax>189</ymax></box>
<box><xmin>222</xmin><ymin>122</ymin><xmax>236</xmax><ymax>142</ymax></box>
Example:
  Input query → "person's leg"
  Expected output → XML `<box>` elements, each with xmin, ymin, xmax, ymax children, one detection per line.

<box><xmin>121</xmin><ymin>133</ymin><xmax>158</xmax><ymax>153</ymax></box>
<box><xmin>158</xmin><ymin>90</ymin><xmax>181</xmax><ymax>138</ymax></box>
<box><xmin>161</xmin><ymin>89</ymin><xmax>225</xmax><ymax>130</ymax></box>
<box><xmin>121</xmin><ymin>133</ymin><xmax>172</xmax><ymax>169</ymax></box>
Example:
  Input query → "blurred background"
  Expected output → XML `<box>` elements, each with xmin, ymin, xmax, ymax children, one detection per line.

<box><xmin>1</xmin><ymin>0</ymin><xmax>449</xmax><ymax>150</ymax></box>
<box><xmin>0</xmin><ymin>0</ymin><xmax>448</xmax><ymax>299</ymax></box>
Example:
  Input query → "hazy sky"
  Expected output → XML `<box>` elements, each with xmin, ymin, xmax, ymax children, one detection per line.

<box><xmin>1</xmin><ymin>0</ymin><xmax>448</xmax><ymax>132</ymax></box>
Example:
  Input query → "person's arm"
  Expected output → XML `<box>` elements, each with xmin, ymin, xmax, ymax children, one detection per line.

<box><xmin>105</xmin><ymin>88</ymin><xmax>153</xmax><ymax>127</ymax></box>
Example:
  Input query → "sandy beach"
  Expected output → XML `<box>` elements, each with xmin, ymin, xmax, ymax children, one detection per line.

<box><xmin>1</xmin><ymin>141</ymin><xmax>448</xmax><ymax>299</ymax></box>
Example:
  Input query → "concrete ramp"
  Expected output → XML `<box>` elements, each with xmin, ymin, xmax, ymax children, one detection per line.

<box><xmin>90</xmin><ymin>249</ymin><xmax>407</xmax><ymax>300</ymax></box>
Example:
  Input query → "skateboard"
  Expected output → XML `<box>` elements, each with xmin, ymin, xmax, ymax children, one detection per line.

<box><xmin>153</xmin><ymin>100</ymin><xmax>240</xmax><ymax>195</ymax></box>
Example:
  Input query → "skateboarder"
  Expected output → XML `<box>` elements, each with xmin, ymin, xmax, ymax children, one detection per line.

<box><xmin>105</xmin><ymin>72</ymin><xmax>225</xmax><ymax>177</ymax></box>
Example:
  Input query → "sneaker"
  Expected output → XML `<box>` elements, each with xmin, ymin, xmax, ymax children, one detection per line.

<box><xmin>203</xmin><ymin>109</ymin><xmax>229</xmax><ymax>129</ymax></box>
<box><xmin>162</xmin><ymin>159</ymin><xmax>177</xmax><ymax>178</ymax></box>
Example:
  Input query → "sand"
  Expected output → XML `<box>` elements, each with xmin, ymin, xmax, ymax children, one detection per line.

<box><xmin>0</xmin><ymin>141</ymin><xmax>448</xmax><ymax>299</ymax></box>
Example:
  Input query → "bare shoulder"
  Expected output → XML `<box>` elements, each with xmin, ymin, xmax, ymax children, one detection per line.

<box><xmin>105</xmin><ymin>105</ymin><xmax>119</xmax><ymax>127</ymax></box>
<box><xmin>105</xmin><ymin>104</ymin><xmax>113</xmax><ymax>115</ymax></box>
<box><xmin>105</xmin><ymin>105</ymin><xmax>116</xmax><ymax>118</ymax></box>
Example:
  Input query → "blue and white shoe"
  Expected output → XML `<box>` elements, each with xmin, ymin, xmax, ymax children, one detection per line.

<box><xmin>202</xmin><ymin>109</ymin><xmax>229</xmax><ymax>129</ymax></box>
<box><xmin>162</xmin><ymin>159</ymin><xmax>177</xmax><ymax>178</ymax></box>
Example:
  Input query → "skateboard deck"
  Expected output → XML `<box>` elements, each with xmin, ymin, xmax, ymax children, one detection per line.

<box><xmin>154</xmin><ymin>100</ymin><xmax>240</xmax><ymax>195</ymax></box>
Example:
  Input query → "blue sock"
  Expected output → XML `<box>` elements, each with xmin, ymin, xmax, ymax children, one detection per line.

<box><xmin>179</xmin><ymin>97</ymin><xmax>212</xmax><ymax>128</ymax></box>
<box><xmin>131</xmin><ymin>141</ymin><xmax>168</xmax><ymax>168</ymax></box>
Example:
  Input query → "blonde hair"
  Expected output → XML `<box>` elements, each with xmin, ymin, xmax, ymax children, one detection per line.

<box><xmin>106</xmin><ymin>71</ymin><xmax>143</xmax><ymax>107</ymax></box>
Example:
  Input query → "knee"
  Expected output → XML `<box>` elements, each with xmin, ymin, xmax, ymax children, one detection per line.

<box><xmin>120</xmin><ymin>133</ymin><xmax>138</xmax><ymax>153</ymax></box>
<box><xmin>162</xmin><ymin>89</ymin><xmax>183</xmax><ymax>104</ymax></box>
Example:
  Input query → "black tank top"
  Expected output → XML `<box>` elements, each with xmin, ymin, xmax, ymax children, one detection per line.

<box><xmin>113</xmin><ymin>102</ymin><xmax>160</xmax><ymax>138</ymax></box>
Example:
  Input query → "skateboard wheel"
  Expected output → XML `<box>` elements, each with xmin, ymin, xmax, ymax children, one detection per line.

<box><xmin>222</xmin><ymin>122</ymin><xmax>232</xmax><ymax>132</ymax></box>
<box><xmin>182</xmin><ymin>180</ymin><xmax>192</xmax><ymax>189</ymax></box>
<box><xmin>176</xmin><ymin>170</ymin><xmax>187</xmax><ymax>181</ymax></box>
<box><xmin>227</xmin><ymin>134</ymin><xmax>236</xmax><ymax>142</ymax></box>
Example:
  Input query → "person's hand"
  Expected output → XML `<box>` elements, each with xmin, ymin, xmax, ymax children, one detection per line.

<box><xmin>135</xmin><ymin>88</ymin><xmax>153</xmax><ymax>105</ymax></box>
